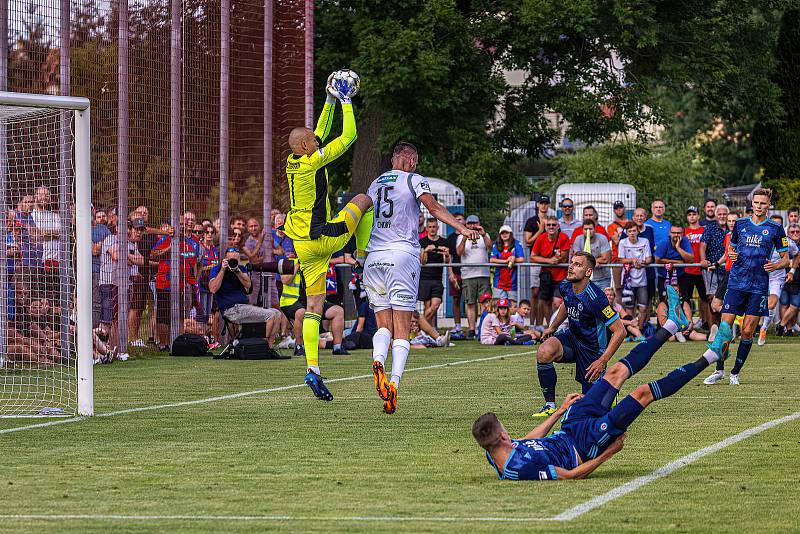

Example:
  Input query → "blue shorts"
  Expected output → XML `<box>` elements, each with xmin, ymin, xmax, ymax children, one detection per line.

<box><xmin>560</xmin><ymin>379</ymin><xmax>624</xmax><ymax>460</ymax></box>
<box><xmin>555</xmin><ymin>331</ymin><xmax>603</xmax><ymax>392</ymax></box>
<box><xmin>722</xmin><ymin>288</ymin><xmax>768</xmax><ymax>317</ymax></box>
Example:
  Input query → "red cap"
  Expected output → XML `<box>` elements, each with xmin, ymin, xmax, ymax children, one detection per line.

<box><xmin>479</xmin><ymin>292</ymin><xmax>492</xmax><ymax>303</ymax></box>
<box><xmin>497</xmin><ymin>297</ymin><xmax>510</xmax><ymax>308</ymax></box>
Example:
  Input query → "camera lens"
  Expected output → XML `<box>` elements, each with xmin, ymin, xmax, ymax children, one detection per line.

<box><xmin>228</xmin><ymin>258</ymin><xmax>239</xmax><ymax>270</ymax></box>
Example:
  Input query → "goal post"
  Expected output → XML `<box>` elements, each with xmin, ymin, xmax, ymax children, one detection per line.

<box><xmin>0</xmin><ymin>91</ymin><xmax>93</xmax><ymax>417</ymax></box>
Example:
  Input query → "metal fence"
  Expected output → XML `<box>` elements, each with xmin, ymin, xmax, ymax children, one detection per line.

<box><xmin>3</xmin><ymin>0</ymin><xmax>312</xmax><ymax>352</ymax></box>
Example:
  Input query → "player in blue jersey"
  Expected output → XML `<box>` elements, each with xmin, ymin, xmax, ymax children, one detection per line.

<box><xmin>473</xmin><ymin>288</ymin><xmax>732</xmax><ymax>481</ymax></box>
<box><xmin>704</xmin><ymin>189</ymin><xmax>789</xmax><ymax>386</ymax></box>
<box><xmin>532</xmin><ymin>251</ymin><xmax>626</xmax><ymax>417</ymax></box>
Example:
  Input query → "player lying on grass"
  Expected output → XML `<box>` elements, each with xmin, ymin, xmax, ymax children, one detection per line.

<box><xmin>473</xmin><ymin>286</ymin><xmax>734</xmax><ymax>480</ymax></box>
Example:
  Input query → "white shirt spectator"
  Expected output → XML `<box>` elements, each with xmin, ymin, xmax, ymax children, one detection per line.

<box><xmin>31</xmin><ymin>208</ymin><xmax>61</xmax><ymax>262</ymax></box>
<box><xmin>618</xmin><ymin>237</ymin><xmax>652</xmax><ymax>288</ymax></box>
<box><xmin>100</xmin><ymin>234</ymin><xmax>140</xmax><ymax>285</ymax></box>
<box><xmin>510</xmin><ymin>312</ymin><xmax>526</xmax><ymax>328</ymax></box>
<box><xmin>457</xmin><ymin>235</ymin><xmax>490</xmax><ymax>279</ymax></box>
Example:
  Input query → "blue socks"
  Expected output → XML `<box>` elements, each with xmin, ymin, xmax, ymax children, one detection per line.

<box><xmin>731</xmin><ymin>338</ymin><xmax>753</xmax><ymax>375</ymax></box>
<box><xmin>649</xmin><ymin>356</ymin><xmax>709</xmax><ymax>400</ymax></box>
<box><xmin>619</xmin><ymin>323</ymin><xmax>676</xmax><ymax>377</ymax></box>
<box><xmin>537</xmin><ymin>362</ymin><xmax>558</xmax><ymax>403</ymax></box>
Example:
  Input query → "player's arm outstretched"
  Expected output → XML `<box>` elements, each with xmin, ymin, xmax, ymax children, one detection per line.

<box><xmin>555</xmin><ymin>434</ymin><xmax>626</xmax><ymax>480</ymax></box>
<box><xmin>310</xmin><ymin>77</ymin><xmax>358</xmax><ymax>168</ymax></box>
<box><xmin>522</xmin><ymin>393</ymin><xmax>582</xmax><ymax>439</ymax></box>
<box><xmin>419</xmin><ymin>194</ymin><xmax>479</xmax><ymax>241</ymax></box>
<box><xmin>542</xmin><ymin>301</ymin><xmax>568</xmax><ymax>339</ymax></box>
<box><xmin>585</xmin><ymin>318</ymin><xmax>626</xmax><ymax>382</ymax></box>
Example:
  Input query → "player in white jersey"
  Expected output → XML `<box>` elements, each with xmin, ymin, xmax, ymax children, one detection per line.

<box><xmin>364</xmin><ymin>142</ymin><xmax>477</xmax><ymax>413</ymax></box>
<box><xmin>759</xmin><ymin>222</ymin><xmax>799</xmax><ymax>345</ymax></box>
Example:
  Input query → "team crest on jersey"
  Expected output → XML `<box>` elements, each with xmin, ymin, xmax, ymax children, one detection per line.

<box><xmin>762</xmin><ymin>229</ymin><xmax>770</xmax><ymax>236</ymax></box>
<box><xmin>577</xmin><ymin>303</ymin><xmax>584</xmax><ymax>312</ymax></box>
<box><xmin>377</xmin><ymin>174</ymin><xmax>398</xmax><ymax>184</ymax></box>
<box><xmin>600</xmin><ymin>422</ymin><xmax>608</xmax><ymax>431</ymax></box>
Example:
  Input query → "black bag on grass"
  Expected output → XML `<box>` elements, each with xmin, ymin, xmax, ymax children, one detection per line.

<box><xmin>227</xmin><ymin>337</ymin><xmax>289</xmax><ymax>360</ymax></box>
<box><xmin>171</xmin><ymin>334</ymin><xmax>211</xmax><ymax>356</ymax></box>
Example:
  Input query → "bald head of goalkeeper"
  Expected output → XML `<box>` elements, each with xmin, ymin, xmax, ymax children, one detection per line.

<box><xmin>288</xmin><ymin>127</ymin><xmax>320</xmax><ymax>156</ymax></box>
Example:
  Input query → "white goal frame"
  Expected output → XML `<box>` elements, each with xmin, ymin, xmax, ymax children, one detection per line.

<box><xmin>0</xmin><ymin>91</ymin><xmax>93</xmax><ymax>416</ymax></box>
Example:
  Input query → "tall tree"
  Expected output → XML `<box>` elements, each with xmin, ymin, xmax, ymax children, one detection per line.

<box><xmin>753</xmin><ymin>8</ymin><xmax>800</xmax><ymax>206</ymax></box>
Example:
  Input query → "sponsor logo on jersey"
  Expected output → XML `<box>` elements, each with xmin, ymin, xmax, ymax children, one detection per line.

<box><xmin>567</xmin><ymin>306</ymin><xmax>581</xmax><ymax>320</ymax></box>
<box><xmin>602</xmin><ymin>306</ymin><xmax>615</xmax><ymax>319</ymax></box>
<box><xmin>377</xmin><ymin>221</ymin><xmax>392</xmax><ymax>228</ymax></box>
<box><xmin>287</xmin><ymin>161</ymin><xmax>300</xmax><ymax>170</ymax></box>
<box><xmin>377</xmin><ymin>174</ymin><xmax>398</xmax><ymax>184</ymax></box>
<box><xmin>420</xmin><ymin>180</ymin><xmax>431</xmax><ymax>191</ymax></box>
<box><xmin>745</xmin><ymin>234</ymin><xmax>762</xmax><ymax>247</ymax></box>
<box><xmin>397</xmin><ymin>293</ymin><xmax>414</xmax><ymax>302</ymax></box>
<box><xmin>539</xmin><ymin>471</ymin><xmax>548</xmax><ymax>480</ymax></box>
<box><xmin>782</xmin><ymin>237</ymin><xmax>789</xmax><ymax>248</ymax></box>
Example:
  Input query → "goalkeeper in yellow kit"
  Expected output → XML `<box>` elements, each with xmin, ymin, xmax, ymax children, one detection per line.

<box><xmin>282</xmin><ymin>72</ymin><xmax>373</xmax><ymax>401</ymax></box>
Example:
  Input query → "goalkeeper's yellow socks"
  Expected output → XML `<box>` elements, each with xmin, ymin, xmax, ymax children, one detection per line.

<box><xmin>355</xmin><ymin>206</ymin><xmax>374</xmax><ymax>259</ymax></box>
<box><xmin>303</xmin><ymin>312</ymin><xmax>322</xmax><ymax>374</ymax></box>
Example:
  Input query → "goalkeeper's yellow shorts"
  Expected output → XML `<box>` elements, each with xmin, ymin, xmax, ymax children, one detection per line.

<box><xmin>293</xmin><ymin>202</ymin><xmax>362</xmax><ymax>296</ymax></box>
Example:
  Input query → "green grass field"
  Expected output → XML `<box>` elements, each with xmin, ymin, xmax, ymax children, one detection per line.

<box><xmin>2</xmin><ymin>339</ymin><xmax>800</xmax><ymax>533</ymax></box>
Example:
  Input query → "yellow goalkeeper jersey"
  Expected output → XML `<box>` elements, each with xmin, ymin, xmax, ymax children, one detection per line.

<box><xmin>283</xmin><ymin>101</ymin><xmax>357</xmax><ymax>241</ymax></box>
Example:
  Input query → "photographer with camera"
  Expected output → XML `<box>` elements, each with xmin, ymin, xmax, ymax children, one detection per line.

<box><xmin>209</xmin><ymin>247</ymin><xmax>281</xmax><ymax>343</ymax></box>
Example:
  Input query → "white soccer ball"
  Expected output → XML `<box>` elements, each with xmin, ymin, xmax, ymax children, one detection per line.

<box><xmin>332</xmin><ymin>69</ymin><xmax>361</xmax><ymax>98</ymax></box>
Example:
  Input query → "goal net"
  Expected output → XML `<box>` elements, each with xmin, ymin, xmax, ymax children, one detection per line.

<box><xmin>0</xmin><ymin>92</ymin><xmax>93</xmax><ymax>417</ymax></box>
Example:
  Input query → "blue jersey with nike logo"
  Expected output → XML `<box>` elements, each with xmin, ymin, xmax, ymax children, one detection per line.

<box><xmin>728</xmin><ymin>218</ymin><xmax>788</xmax><ymax>295</ymax></box>
<box><xmin>486</xmin><ymin>434</ymin><xmax>578</xmax><ymax>481</ymax></box>
<box><xmin>559</xmin><ymin>280</ymin><xmax>619</xmax><ymax>354</ymax></box>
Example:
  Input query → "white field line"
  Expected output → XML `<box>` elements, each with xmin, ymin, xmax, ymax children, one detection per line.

<box><xmin>0</xmin><ymin>514</ymin><xmax>552</xmax><ymax>523</ymax></box>
<box><xmin>552</xmin><ymin>410</ymin><xmax>800</xmax><ymax>521</ymax></box>
<box><xmin>0</xmin><ymin>350</ymin><xmax>533</xmax><ymax>436</ymax></box>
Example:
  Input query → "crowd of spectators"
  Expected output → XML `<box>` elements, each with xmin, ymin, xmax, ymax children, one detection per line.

<box><xmin>421</xmin><ymin>195</ymin><xmax>800</xmax><ymax>346</ymax></box>
<box><xmin>10</xmin><ymin>187</ymin><xmax>796</xmax><ymax>369</ymax></box>
<box><xmin>87</xmin><ymin>203</ymin><xmax>364</xmax><ymax>362</ymax></box>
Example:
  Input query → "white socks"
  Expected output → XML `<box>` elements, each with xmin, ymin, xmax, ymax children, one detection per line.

<box><xmin>663</xmin><ymin>319</ymin><xmax>679</xmax><ymax>336</ymax></box>
<box><xmin>372</xmin><ymin>328</ymin><xmax>411</xmax><ymax>387</ymax></box>
<box><xmin>390</xmin><ymin>339</ymin><xmax>410</xmax><ymax>387</ymax></box>
<box><xmin>372</xmin><ymin>328</ymin><xmax>391</xmax><ymax>366</ymax></box>
<box><xmin>703</xmin><ymin>349</ymin><xmax>719</xmax><ymax>364</ymax></box>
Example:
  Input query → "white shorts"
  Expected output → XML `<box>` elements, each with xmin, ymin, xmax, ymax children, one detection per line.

<box><xmin>363</xmin><ymin>249</ymin><xmax>421</xmax><ymax>312</ymax></box>
<box><xmin>769</xmin><ymin>271</ymin><xmax>785</xmax><ymax>297</ymax></box>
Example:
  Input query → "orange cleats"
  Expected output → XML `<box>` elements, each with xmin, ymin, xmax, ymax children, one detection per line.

<box><xmin>383</xmin><ymin>382</ymin><xmax>397</xmax><ymax>414</ymax></box>
<box><xmin>372</xmin><ymin>361</ymin><xmax>390</xmax><ymax>401</ymax></box>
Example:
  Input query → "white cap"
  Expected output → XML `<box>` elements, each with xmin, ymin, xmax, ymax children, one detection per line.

<box><xmin>499</xmin><ymin>224</ymin><xmax>513</xmax><ymax>234</ymax></box>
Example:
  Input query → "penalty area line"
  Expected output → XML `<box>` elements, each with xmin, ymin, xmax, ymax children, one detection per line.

<box><xmin>0</xmin><ymin>350</ymin><xmax>533</xmax><ymax>435</ymax></box>
<box><xmin>0</xmin><ymin>513</ymin><xmax>554</xmax><ymax>523</ymax></box>
<box><xmin>552</xmin><ymin>410</ymin><xmax>800</xmax><ymax>521</ymax></box>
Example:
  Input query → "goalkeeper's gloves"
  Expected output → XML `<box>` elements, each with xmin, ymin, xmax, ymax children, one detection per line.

<box><xmin>331</xmin><ymin>78</ymin><xmax>352</xmax><ymax>104</ymax></box>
